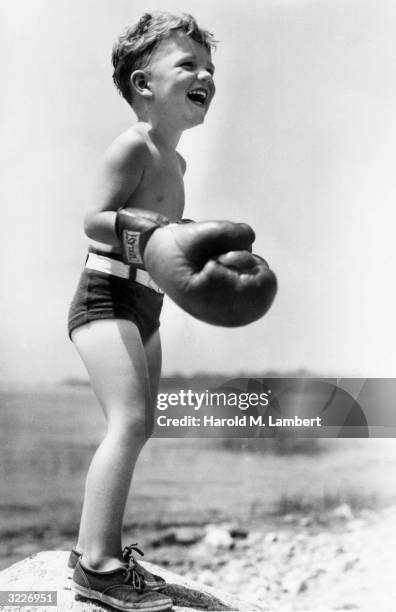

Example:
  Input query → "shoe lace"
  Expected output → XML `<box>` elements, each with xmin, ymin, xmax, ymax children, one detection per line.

<box><xmin>123</xmin><ymin>555</ymin><xmax>145</xmax><ymax>593</ymax></box>
<box><xmin>122</xmin><ymin>543</ymin><xmax>145</xmax><ymax>594</ymax></box>
<box><xmin>122</xmin><ymin>543</ymin><xmax>144</xmax><ymax>562</ymax></box>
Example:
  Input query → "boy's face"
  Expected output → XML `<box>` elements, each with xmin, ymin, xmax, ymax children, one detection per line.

<box><xmin>144</xmin><ymin>32</ymin><xmax>215</xmax><ymax>130</ymax></box>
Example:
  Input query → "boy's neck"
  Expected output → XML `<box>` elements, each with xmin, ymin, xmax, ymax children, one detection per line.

<box><xmin>149</xmin><ymin>123</ymin><xmax>182</xmax><ymax>151</ymax></box>
<box><xmin>135</xmin><ymin>112</ymin><xmax>182</xmax><ymax>151</ymax></box>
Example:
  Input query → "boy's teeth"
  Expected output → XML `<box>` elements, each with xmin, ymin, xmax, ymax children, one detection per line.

<box><xmin>187</xmin><ymin>88</ymin><xmax>207</xmax><ymax>104</ymax></box>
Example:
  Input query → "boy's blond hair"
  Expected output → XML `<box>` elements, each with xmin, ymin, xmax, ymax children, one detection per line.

<box><xmin>112</xmin><ymin>11</ymin><xmax>216</xmax><ymax>106</ymax></box>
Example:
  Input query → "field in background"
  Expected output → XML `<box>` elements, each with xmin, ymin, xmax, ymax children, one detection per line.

<box><xmin>1</xmin><ymin>383</ymin><xmax>396</xmax><ymax>570</ymax></box>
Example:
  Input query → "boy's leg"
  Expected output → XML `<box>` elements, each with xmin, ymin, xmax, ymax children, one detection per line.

<box><xmin>143</xmin><ymin>328</ymin><xmax>162</xmax><ymax>431</ymax></box>
<box><xmin>72</xmin><ymin>319</ymin><xmax>158</xmax><ymax>571</ymax></box>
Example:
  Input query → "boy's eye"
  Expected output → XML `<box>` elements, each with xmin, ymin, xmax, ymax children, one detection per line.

<box><xmin>181</xmin><ymin>62</ymin><xmax>195</xmax><ymax>69</ymax></box>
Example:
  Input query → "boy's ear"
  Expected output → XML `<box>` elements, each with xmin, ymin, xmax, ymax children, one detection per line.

<box><xmin>130</xmin><ymin>70</ymin><xmax>152</xmax><ymax>98</ymax></box>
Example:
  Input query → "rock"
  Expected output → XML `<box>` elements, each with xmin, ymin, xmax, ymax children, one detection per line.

<box><xmin>228</xmin><ymin>526</ymin><xmax>249</xmax><ymax>540</ymax></box>
<box><xmin>203</xmin><ymin>526</ymin><xmax>234</xmax><ymax>550</ymax></box>
<box><xmin>0</xmin><ymin>551</ymin><xmax>271</xmax><ymax>611</ymax></box>
<box><xmin>297</xmin><ymin>579</ymin><xmax>308</xmax><ymax>594</ymax></box>
<box><xmin>342</xmin><ymin>554</ymin><xmax>360</xmax><ymax>572</ymax></box>
<box><xmin>150</xmin><ymin>528</ymin><xmax>204</xmax><ymax>547</ymax></box>
<box><xmin>332</xmin><ymin>504</ymin><xmax>354</xmax><ymax>521</ymax></box>
<box><xmin>281</xmin><ymin>514</ymin><xmax>297</xmax><ymax>524</ymax></box>
<box><xmin>286</xmin><ymin>544</ymin><xmax>295</xmax><ymax>558</ymax></box>
<box><xmin>173</xmin><ymin>528</ymin><xmax>204</xmax><ymax>546</ymax></box>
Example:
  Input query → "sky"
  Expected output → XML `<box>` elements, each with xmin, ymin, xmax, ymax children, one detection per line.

<box><xmin>1</xmin><ymin>0</ymin><xmax>396</xmax><ymax>384</ymax></box>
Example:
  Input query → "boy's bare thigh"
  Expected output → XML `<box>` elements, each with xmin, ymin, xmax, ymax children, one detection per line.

<box><xmin>71</xmin><ymin>320</ymin><xmax>160</xmax><ymax>422</ymax></box>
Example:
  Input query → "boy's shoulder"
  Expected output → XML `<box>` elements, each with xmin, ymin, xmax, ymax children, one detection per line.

<box><xmin>105</xmin><ymin>124</ymin><xmax>150</xmax><ymax>161</ymax></box>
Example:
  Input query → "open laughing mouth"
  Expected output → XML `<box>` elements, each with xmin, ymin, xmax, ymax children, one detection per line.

<box><xmin>186</xmin><ymin>88</ymin><xmax>208</xmax><ymax>107</ymax></box>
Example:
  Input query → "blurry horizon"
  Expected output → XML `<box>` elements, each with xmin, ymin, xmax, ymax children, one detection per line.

<box><xmin>0</xmin><ymin>369</ymin><xmax>320</xmax><ymax>392</ymax></box>
<box><xmin>2</xmin><ymin>0</ymin><xmax>396</xmax><ymax>384</ymax></box>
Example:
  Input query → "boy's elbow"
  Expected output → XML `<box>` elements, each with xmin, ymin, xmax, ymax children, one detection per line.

<box><xmin>83</xmin><ymin>210</ymin><xmax>108</xmax><ymax>240</ymax></box>
<box><xmin>83</xmin><ymin>209</ymin><xmax>118</xmax><ymax>245</ymax></box>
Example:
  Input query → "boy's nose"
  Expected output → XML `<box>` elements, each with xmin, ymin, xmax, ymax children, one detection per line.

<box><xmin>197</xmin><ymin>69</ymin><xmax>213</xmax><ymax>82</ymax></box>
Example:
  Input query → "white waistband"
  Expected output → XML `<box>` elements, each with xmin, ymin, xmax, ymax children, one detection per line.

<box><xmin>85</xmin><ymin>252</ymin><xmax>164</xmax><ymax>294</ymax></box>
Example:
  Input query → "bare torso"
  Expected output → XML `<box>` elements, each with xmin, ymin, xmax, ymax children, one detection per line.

<box><xmin>88</xmin><ymin>124</ymin><xmax>186</xmax><ymax>254</ymax></box>
<box><xmin>125</xmin><ymin>138</ymin><xmax>185</xmax><ymax>220</ymax></box>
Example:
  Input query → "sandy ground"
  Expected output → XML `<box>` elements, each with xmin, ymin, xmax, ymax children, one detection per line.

<box><xmin>143</xmin><ymin>505</ymin><xmax>396</xmax><ymax>611</ymax></box>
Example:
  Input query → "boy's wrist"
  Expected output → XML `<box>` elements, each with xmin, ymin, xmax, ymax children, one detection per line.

<box><xmin>115</xmin><ymin>207</ymin><xmax>170</xmax><ymax>268</ymax></box>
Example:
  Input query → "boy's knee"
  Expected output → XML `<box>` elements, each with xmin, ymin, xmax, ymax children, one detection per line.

<box><xmin>144</xmin><ymin>411</ymin><xmax>155</xmax><ymax>438</ymax></box>
<box><xmin>110</xmin><ymin>410</ymin><xmax>153</xmax><ymax>442</ymax></box>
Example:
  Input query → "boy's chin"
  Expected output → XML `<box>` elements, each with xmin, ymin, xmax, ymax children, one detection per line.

<box><xmin>184</xmin><ymin>113</ymin><xmax>206</xmax><ymax>129</ymax></box>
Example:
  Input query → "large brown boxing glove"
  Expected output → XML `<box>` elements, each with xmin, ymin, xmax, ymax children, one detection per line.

<box><xmin>116</xmin><ymin>208</ymin><xmax>277</xmax><ymax>326</ymax></box>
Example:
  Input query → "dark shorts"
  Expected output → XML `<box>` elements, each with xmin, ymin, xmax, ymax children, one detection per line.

<box><xmin>67</xmin><ymin>252</ymin><xmax>164</xmax><ymax>344</ymax></box>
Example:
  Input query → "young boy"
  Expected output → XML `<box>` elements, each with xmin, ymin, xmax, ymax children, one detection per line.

<box><xmin>67</xmin><ymin>11</ymin><xmax>216</xmax><ymax>612</ymax></box>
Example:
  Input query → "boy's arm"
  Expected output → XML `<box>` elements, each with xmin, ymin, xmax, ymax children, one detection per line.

<box><xmin>84</xmin><ymin>134</ymin><xmax>148</xmax><ymax>246</ymax></box>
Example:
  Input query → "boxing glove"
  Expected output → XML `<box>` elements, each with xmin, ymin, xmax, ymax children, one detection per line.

<box><xmin>148</xmin><ymin>221</ymin><xmax>276</xmax><ymax>326</ymax></box>
<box><xmin>116</xmin><ymin>208</ymin><xmax>277</xmax><ymax>326</ymax></box>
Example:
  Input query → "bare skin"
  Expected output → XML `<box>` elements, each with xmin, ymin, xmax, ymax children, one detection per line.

<box><xmin>72</xmin><ymin>321</ymin><xmax>161</xmax><ymax>568</ymax></box>
<box><xmin>72</xmin><ymin>32</ymin><xmax>215</xmax><ymax>572</ymax></box>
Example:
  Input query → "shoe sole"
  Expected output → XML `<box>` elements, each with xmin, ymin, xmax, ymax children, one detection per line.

<box><xmin>72</xmin><ymin>583</ymin><xmax>172</xmax><ymax>611</ymax></box>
